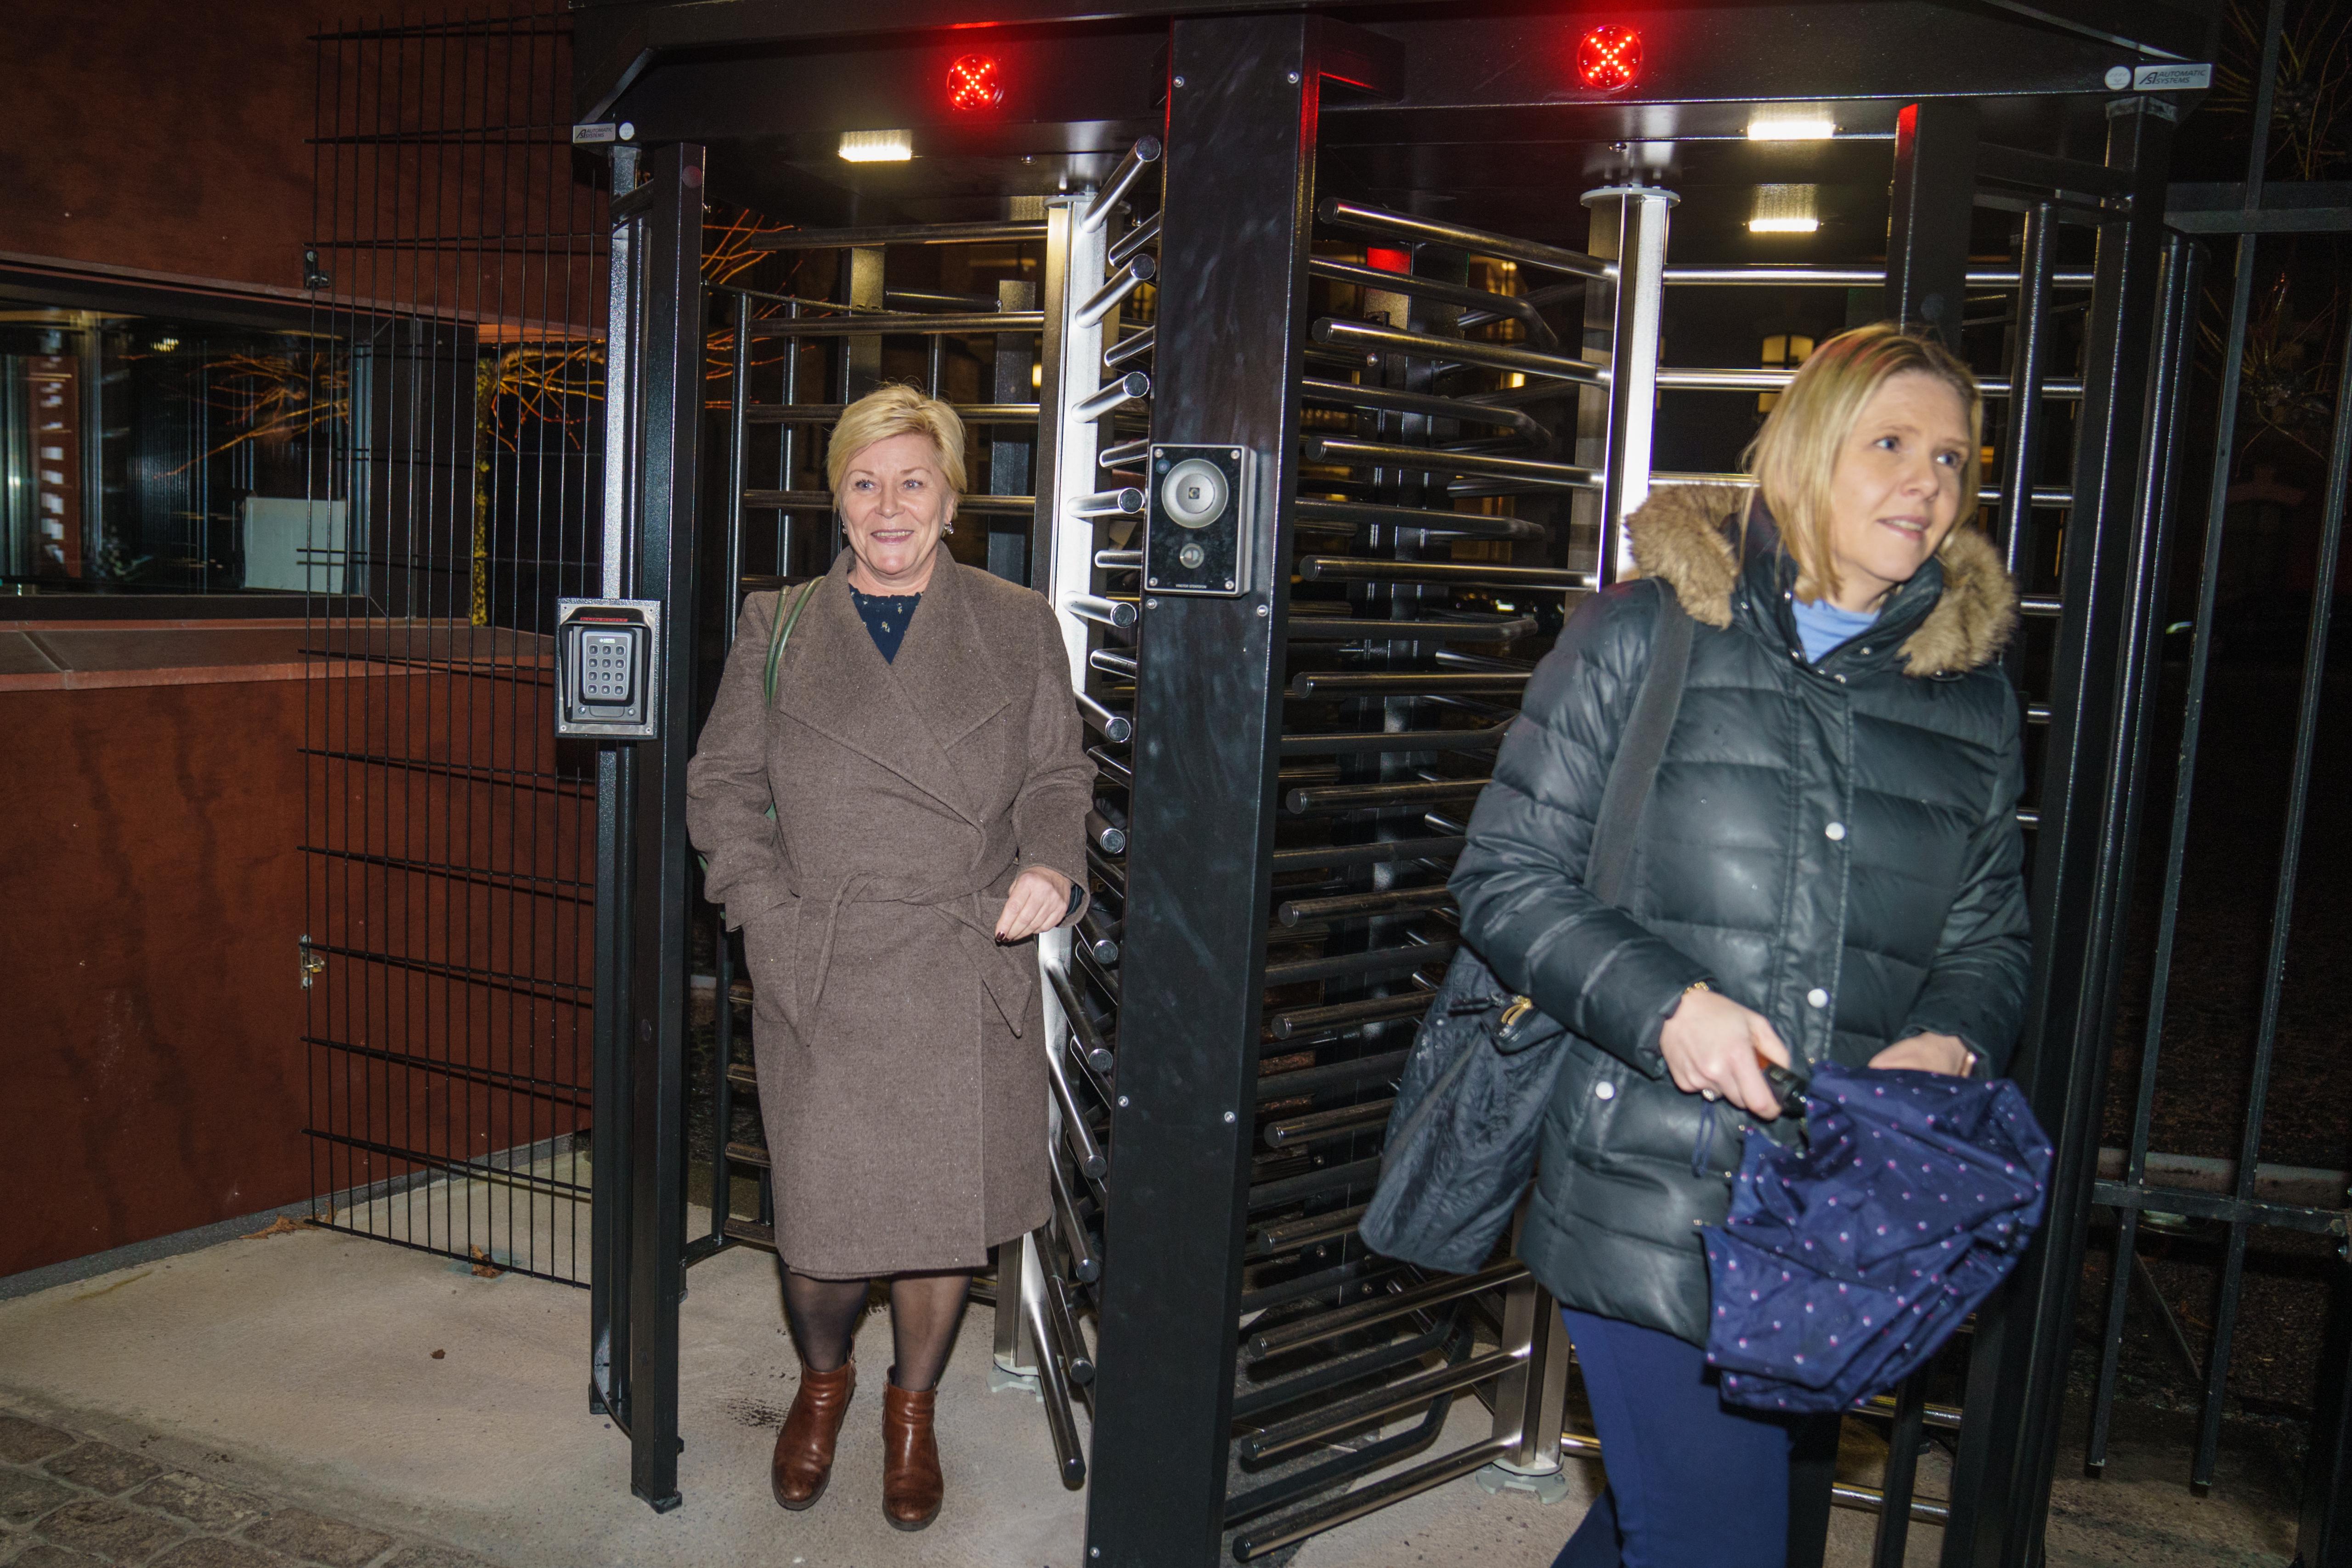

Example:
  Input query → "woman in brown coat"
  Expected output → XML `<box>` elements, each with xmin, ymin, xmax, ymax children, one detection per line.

<box><xmin>684</xmin><ymin>385</ymin><xmax>1091</xmax><ymax>1531</ymax></box>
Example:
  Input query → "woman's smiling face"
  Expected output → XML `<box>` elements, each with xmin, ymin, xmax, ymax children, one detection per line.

<box><xmin>1821</xmin><ymin>370</ymin><xmax>1973</xmax><ymax>612</ymax></box>
<box><xmin>839</xmin><ymin>430</ymin><xmax>953</xmax><ymax>590</ymax></box>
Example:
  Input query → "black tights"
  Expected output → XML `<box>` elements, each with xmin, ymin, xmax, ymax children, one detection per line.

<box><xmin>782</xmin><ymin>1268</ymin><xmax>971</xmax><ymax>1393</ymax></box>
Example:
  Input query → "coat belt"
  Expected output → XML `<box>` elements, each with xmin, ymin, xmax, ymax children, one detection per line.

<box><xmin>801</xmin><ymin>864</ymin><xmax>1031</xmax><ymax>1036</ymax></box>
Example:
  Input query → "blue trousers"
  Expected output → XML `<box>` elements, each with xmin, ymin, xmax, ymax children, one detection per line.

<box><xmin>1555</xmin><ymin>1307</ymin><xmax>1800</xmax><ymax>1568</ymax></box>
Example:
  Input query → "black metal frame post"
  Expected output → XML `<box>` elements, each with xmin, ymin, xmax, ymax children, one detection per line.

<box><xmin>1084</xmin><ymin>16</ymin><xmax>1321</xmax><ymax>1566</ymax></box>
<box><xmin>586</xmin><ymin>140</ymin><xmax>709</xmax><ymax>1515</ymax></box>
<box><xmin>1886</xmin><ymin>99</ymin><xmax>1979</xmax><ymax>343</ymax></box>
<box><xmin>1941</xmin><ymin>96</ymin><xmax>2178</xmax><ymax>1568</ymax></box>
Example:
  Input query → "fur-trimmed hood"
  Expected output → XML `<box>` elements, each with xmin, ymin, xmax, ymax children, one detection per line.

<box><xmin>1624</xmin><ymin>483</ymin><xmax>2018</xmax><ymax>677</ymax></box>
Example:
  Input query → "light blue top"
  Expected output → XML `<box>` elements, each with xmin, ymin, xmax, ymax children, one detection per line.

<box><xmin>1789</xmin><ymin>594</ymin><xmax>1879</xmax><ymax>665</ymax></box>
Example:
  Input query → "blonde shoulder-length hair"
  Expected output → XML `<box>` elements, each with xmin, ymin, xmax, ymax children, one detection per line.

<box><xmin>825</xmin><ymin>384</ymin><xmax>969</xmax><ymax>506</ymax></box>
<box><xmin>1743</xmin><ymin>323</ymin><xmax>1984</xmax><ymax>605</ymax></box>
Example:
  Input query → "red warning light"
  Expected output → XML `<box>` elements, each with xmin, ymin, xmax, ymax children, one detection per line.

<box><xmin>946</xmin><ymin>54</ymin><xmax>1004</xmax><ymax>112</ymax></box>
<box><xmin>1576</xmin><ymin>25</ymin><xmax>1642</xmax><ymax>92</ymax></box>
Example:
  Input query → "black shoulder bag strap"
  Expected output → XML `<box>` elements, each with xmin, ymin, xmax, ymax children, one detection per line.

<box><xmin>1583</xmin><ymin>583</ymin><xmax>1695</xmax><ymax>900</ymax></box>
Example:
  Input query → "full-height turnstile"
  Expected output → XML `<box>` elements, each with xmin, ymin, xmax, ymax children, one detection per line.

<box><xmin>574</xmin><ymin>5</ymin><xmax>2238</xmax><ymax>1563</ymax></box>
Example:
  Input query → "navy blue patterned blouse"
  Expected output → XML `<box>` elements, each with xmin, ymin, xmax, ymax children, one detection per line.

<box><xmin>849</xmin><ymin>588</ymin><xmax>922</xmax><ymax>663</ymax></box>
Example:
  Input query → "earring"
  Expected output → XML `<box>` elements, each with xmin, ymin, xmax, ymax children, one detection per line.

<box><xmin>942</xmin><ymin>520</ymin><xmax>956</xmax><ymax>535</ymax></box>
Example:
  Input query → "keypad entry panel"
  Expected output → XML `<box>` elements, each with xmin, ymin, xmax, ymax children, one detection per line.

<box><xmin>555</xmin><ymin>597</ymin><xmax>663</xmax><ymax>738</ymax></box>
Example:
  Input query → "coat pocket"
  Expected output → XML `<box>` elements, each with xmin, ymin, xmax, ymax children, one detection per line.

<box><xmin>739</xmin><ymin>897</ymin><xmax>801</xmax><ymax>1027</ymax></box>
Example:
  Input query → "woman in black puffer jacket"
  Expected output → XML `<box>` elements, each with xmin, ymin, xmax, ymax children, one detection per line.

<box><xmin>1452</xmin><ymin>324</ymin><xmax>2029</xmax><ymax>1568</ymax></box>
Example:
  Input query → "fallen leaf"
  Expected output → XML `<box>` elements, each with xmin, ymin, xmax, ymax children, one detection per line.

<box><xmin>431</xmin><ymin>1349</ymin><xmax>447</xmax><ymax>1359</ymax></box>
<box><xmin>469</xmin><ymin>1245</ymin><xmax>503</xmax><ymax>1279</ymax></box>
<box><xmin>242</xmin><ymin>1217</ymin><xmax>302</xmax><ymax>1240</ymax></box>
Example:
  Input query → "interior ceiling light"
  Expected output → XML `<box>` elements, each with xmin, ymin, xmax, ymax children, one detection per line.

<box><xmin>838</xmin><ymin>129</ymin><xmax>913</xmax><ymax>163</ymax></box>
<box><xmin>1576</xmin><ymin>24</ymin><xmax>1642</xmax><ymax>92</ymax></box>
<box><xmin>946</xmin><ymin>54</ymin><xmax>1003</xmax><ymax>111</ymax></box>
<box><xmin>1749</xmin><ymin>184</ymin><xmax>1821</xmax><ymax>234</ymax></box>
<box><xmin>1747</xmin><ymin>105</ymin><xmax>1838</xmax><ymax>140</ymax></box>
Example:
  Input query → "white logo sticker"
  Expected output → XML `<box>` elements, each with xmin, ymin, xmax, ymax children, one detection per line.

<box><xmin>2134</xmin><ymin>62</ymin><xmax>2214</xmax><ymax>91</ymax></box>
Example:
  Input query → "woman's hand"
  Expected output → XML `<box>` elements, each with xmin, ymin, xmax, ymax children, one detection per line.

<box><xmin>1659</xmin><ymin>988</ymin><xmax>1793</xmax><ymax>1121</ymax></box>
<box><xmin>995</xmin><ymin>867</ymin><xmax>1075</xmax><ymax>944</ymax></box>
<box><xmin>1869</xmin><ymin>1032</ymin><xmax>1976</xmax><ymax>1076</ymax></box>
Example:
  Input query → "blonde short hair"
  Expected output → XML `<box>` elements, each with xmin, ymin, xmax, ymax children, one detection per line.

<box><xmin>826</xmin><ymin>384</ymin><xmax>968</xmax><ymax>505</ymax></box>
<box><xmin>1744</xmin><ymin>323</ymin><xmax>1984</xmax><ymax>604</ymax></box>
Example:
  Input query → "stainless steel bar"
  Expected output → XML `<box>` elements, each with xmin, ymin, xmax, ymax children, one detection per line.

<box><xmin>1314</xmin><ymin>317</ymin><xmax>1603</xmax><ymax>385</ymax></box>
<box><xmin>1284</xmin><ymin>614</ymin><xmax>1539</xmax><ymax>643</ymax></box>
<box><xmin>1590</xmin><ymin>183</ymin><xmax>1673</xmax><ymax>582</ymax></box>
<box><xmin>1306</xmin><ymin>257</ymin><xmax>1559</xmax><ymax>349</ymax></box>
<box><xmin>1663</xmin><ymin>265</ymin><xmax>2094</xmax><ymax>288</ymax></box>
<box><xmin>1076</xmin><ymin>254</ymin><xmax>1158</xmax><ymax>328</ymax></box>
<box><xmin>1076</xmin><ymin>691</ymin><xmax>1131</xmax><ymax>743</ymax></box>
<box><xmin>1299</xmin><ymin>377</ymin><xmax>1549</xmax><ymax>440</ymax></box>
<box><xmin>1320</xmin><ymin>197</ymin><xmax>1610</xmax><ymax>280</ymax></box>
<box><xmin>1019</xmin><ymin>1234</ymin><xmax>1089</xmax><ymax>1486</ymax></box>
<box><xmin>1089</xmin><ymin>648</ymin><xmax>1139</xmax><ymax>680</ymax></box>
<box><xmin>1279</xmin><ymin>885</ymin><xmax>1455</xmax><ymax>925</ymax></box>
<box><xmin>1254</xmin><ymin>1051</ymin><xmax>1409</xmax><ymax>1105</ymax></box>
<box><xmin>752</xmin><ymin>219</ymin><xmax>1049</xmax><ymax>249</ymax></box>
<box><xmin>1047</xmin><ymin>1151</ymin><xmax>1101</xmax><ymax>1283</ymax></box>
<box><xmin>1240</xmin><ymin>1349</ymin><xmax>1522</xmax><ymax>1462</ymax></box>
<box><xmin>1267</xmin><ymin>991</ymin><xmax>1440</xmax><ymax>1039</ymax></box>
<box><xmin>1074</xmin><ymin>371</ymin><xmax>1152</xmax><ymax>422</ymax></box>
<box><xmin>1295</xmin><ymin>497</ymin><xmax>1546</xmax><ymax>542</ymax></box>
<box><xmin>1087</xmin><ymin>809</ymin><xmax>1128</xmax><ymax>856</ymax></box>
<box><xmin>1067</xmin><ymin>594</ymin><xmax>1138</xmax><ymax>629</ymax></box>
<box><xmin>1297</xmin><ymin>556</ymin><xmax>1594</xmax><ymax>590</ymax></box>
<box><xmin>1230</xmin><ymin>1438</ymin><xmax>1516</xmax><ymax>1562</ymax></box>
<box><xmin>2021</xmin><ymin>594</ymin><xmax>2062</xmax><ymax>616</ymax></box>
<box><xmin>1046</xmin><ymin>1036</ymin><xmax>1109</xmax><ymax>1179</ymax></box>
<box><xmin>749</xmin><ymin>311</ymin><xmax>1044</xmax><ymax>338</ymax></box>
<box><xmin>744</xmin><ymin>402</ymin><xmax>1040</xmax><ymax>425</ymax></box>
<box><xmin>1107</xmin><ymin>212</ymin><xmax>1160</xmax><ymax>269</ymax></box>
<box><xmin>1047</xmin><ymin>962</ymin><xmax>1114</xmax><ymax>1064</ymax></box>
<box><xmin>1081</xmin><ymin>135</ymin><xmax>1163</xmax><ymax>234</ymax></box>
<box><xmin>1104</xmin><ymin>327</ymin><xmax>1154</xmax><ymax>371</ymax></box>
<box><xmin>1249</xmin><ymin>1261</ymin><xmax>1528</xmax><ymax>1357</ymax></box>
<box><xmin>742</xmin><ymin>488</ymin><xmax>1035</xmax><ymax>515</ymax></box>
<box><xmin>1045</xmin><ymin>1270</ymin><xmax>1096</xmax><ymax>1385</ymax></box>
<box><xmin>1070</xmin><ymin>487</ymin><xmax>1145</xmax><ymax>518</ymax></box>
<box><xmin>1098</xmin><ymin>437</ymin><xmax>1152</xmax><ymax>470</ymax></box>
<box><xmin>1078</xmin><ymin>903</ymin><xmax>1121</xmax><ymax>966</ymax></box>
<box><xmin>1306</xmin><ymin>436</ymin><xmax>1598</xmax><ymax>490</ymax></box>
<box><xmin>1264</xmin><ymin>1099</ymin><xmax>1394</xmax><ymax>1148</ymax></box>
<box><xmin>1999</xmin><ymin>204</ymin><xmax>2060</xmax><ymax>577</ymax></box>
<box><xmin>1264</xmin><ymin>940</ymin><xmax>1456</xmax><ymax>988</ymax></box>
<box><xmin>1291</xmin><ymin>670</ymin><xmax>1529</xmax><ymax>697</ymax></box>
<box><xmin>1287</xmin><ymin>776</ymin><xmax>1489</xmax><ymax>812</ymax></box>
<box><xmin>1277</xmin><ymin>723</ymin><xmax>1510</xmax><ymax>757</ymax></box>
<box><xmin>1093</xmin><ymin>549</ymin><xmax>1143</xmax><ymax>572</ymax></box>
<box><xmin>1656</xmin><ymin>367</ymin><xmax>2081</xmax><ymax>397</ymax></box>
<box><xmin>1650</xmin><ymin>468</ymin><xmax>2072</xmax><ymax>508</ymax></box>
<box><xmin>1247</xmin><ymin>1203</ymin><xmax>1370</xmax><ymax>1257</ymax></box>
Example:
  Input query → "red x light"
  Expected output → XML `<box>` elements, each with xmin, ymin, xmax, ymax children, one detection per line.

<box><xmin>1576</xmin><ymin>24</ymin><xmax>1642</xmax><ymax>92</ymax></box>
<box><xmin>946</xmin><ymin>54</ymin><xmax>1004</xmax><ymax>112</ymax></box>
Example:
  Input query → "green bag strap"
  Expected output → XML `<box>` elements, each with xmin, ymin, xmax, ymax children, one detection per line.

<box><xmin>763</xmin><ymin>578</ymin><xmax>820</xmax><ymax>708</ymax></box>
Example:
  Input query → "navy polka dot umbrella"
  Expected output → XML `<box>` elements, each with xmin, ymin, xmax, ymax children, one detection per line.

<box><xmin>1702</xmin><ymin>1063</ymin><xmax>2053</xmax><ymax>1414</ymax></box>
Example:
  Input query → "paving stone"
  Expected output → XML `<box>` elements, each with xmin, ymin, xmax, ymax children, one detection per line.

<box><xmin>149</xmin><ymin>1542</ymin><xmax>297</xmax><ymax>1568</ymax></box>
<box><xmin>0</xmin><ymin>1421</ymin><xmax>76</xmax><ymax>1466</ymax></box>
<box><xmin>0</xmin><ymin>1471</ymin><xmax>81</xmax><ymax>1529</ymax></box>
<box><xmin>376</xmin><ymin>1548</ymin><xmax>496</xmax><ymax>1568</ymax></box>
<box><xmin>237</xmin><ymin>1511</ymin><xmax>393</xmax><ymax>1568</ymax></box>
<box><xmin>12</xmin><ymin>1544</ymin><xmax>113</xmax><ymax>1568</ymax></box>
<box><xmin>34</xmin><ymin>1497</ymin><xmax>184</xmax><ymax>1563</ymax></box>
<box><xmin>40</xmin><ymin>1446</ymin><xmax>164</xmax><ymax>1499</ymax></box>
<box><xmin>124</xmin><ymin>1478</ymin><xmax>264</xmax><ymax>1535</ymax></box>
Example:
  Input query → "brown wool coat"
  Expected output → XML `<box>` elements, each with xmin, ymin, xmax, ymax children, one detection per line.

<box><xmin>684</xmin><ymin>552</ymin><xmax>1091</xmax><ymax>1279</ymax></box>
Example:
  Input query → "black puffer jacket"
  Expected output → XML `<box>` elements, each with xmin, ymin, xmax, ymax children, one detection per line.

<box><xmin>1451</xmin><ymin>486</ymin><xmax>2030</xmax><ymax>1344</ymax></box>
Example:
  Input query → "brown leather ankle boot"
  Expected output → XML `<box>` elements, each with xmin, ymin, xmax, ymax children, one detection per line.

<box><xmin>770</xmin><ymin>1359</ymin><xmax>855</xmax><ymax>1510</ymax></box>
<box><xmin>881</xmin><ymin>1376</ymin><xmax>943</xmax><ymax>1531</ymax></box>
